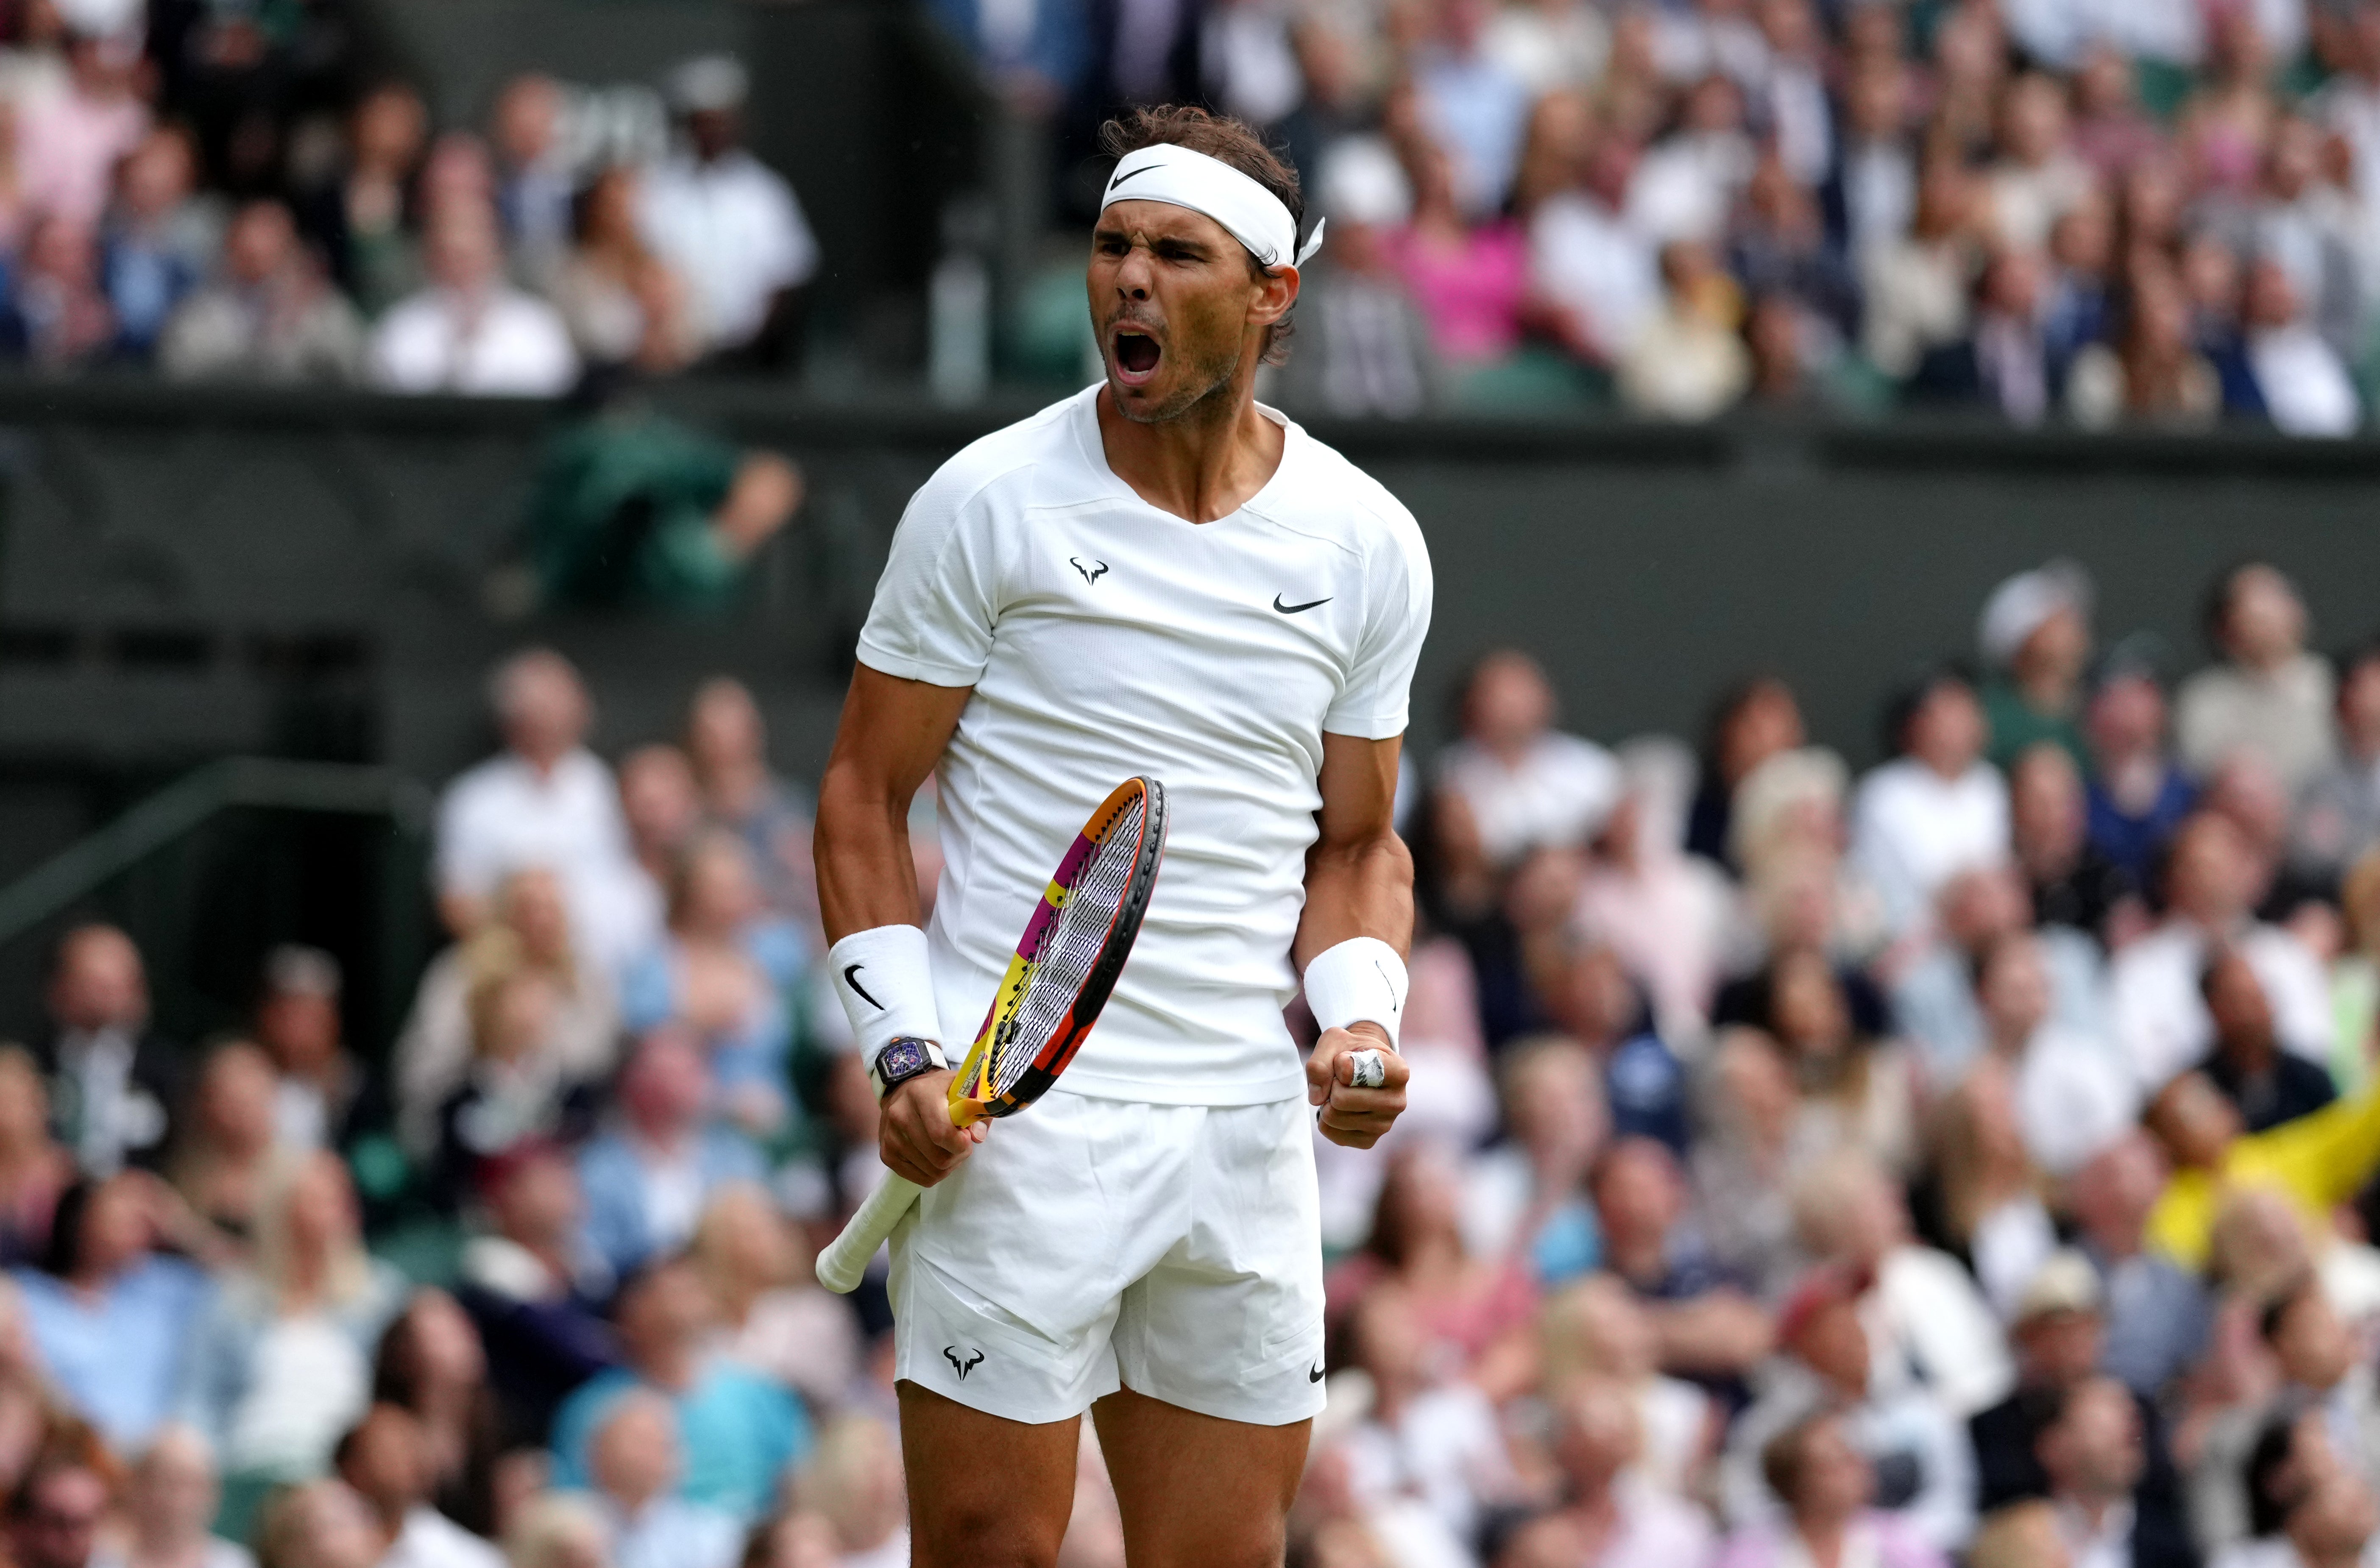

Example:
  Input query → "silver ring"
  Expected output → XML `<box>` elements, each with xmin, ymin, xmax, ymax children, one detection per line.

<box><xmin>1348</xmin><ymin>1048</ymin><xmax>1387</xmax><ymax>1090</ymax></box>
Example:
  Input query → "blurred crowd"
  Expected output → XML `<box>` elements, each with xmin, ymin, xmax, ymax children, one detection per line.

<box><xmin>3</xmin><ymin>553</ymin><xmax>2380</xmax><ymax>1568</ymax></box>
<box><xmin>941</xmin><ymin>0</ymin><xmax>2380</xmax><ymax>430</ymax></box>
<box><xmin>0</xmin><ymin>0</ymin><xmax>814</xmax><ymax>392</ymax></box>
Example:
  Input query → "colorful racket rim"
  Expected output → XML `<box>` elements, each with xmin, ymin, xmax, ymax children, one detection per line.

<box><xmin>948</xmin><ymin>775</ymin><xmax>1168</xmax><ymax>1122</ymax></box>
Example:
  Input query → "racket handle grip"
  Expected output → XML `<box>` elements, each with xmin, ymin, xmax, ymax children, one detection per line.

<box><xmin>817</xmin><ymin>1171</ymin><xmax>924</xmax><ymax>1293</ymax></box>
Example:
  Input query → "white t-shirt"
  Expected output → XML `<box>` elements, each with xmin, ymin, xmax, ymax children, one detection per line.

<box><xmin>434</xmin><ymin>748</ymin><xmax>652</xmax><ymax>976</ymax></box>
<box><xmin>2109</xmin><ymin>919</ymin><xmax>2333</xmax><ymax>1091</ymax></box>
<box><xmin>857</xmin><ymin>385</ymin><xmax>1432</xmax><ymax>1104</ymax></box>
<box><xmin>1848</xmin><ymin>758</ymin><xmax>2010</xmax><ymax>933</ymax></box>
<box><xmin>637</xmin><ymin>150</ymin><xmax>819</xmax><ymax>351</ymax></box>
<box><xmin>1436</xmin><ymin>731</ymin><xmax>1621</xmax><ymax>867</ymax></box>
<box><xmin>368</xmin><ymin>286</ymin><xmax>579</xmax><ymax>396</ymax></box>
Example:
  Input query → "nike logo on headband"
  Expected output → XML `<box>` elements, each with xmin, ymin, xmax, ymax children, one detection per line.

<box><xmin>1106</xmin><ymin>166</ymin><xmax>1156</xmax><ymax>193</ymax></box>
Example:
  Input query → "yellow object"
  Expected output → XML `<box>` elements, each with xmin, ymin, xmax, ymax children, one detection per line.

<box><xmin>2146</xmin><ymin>1078</ymin><xmax>2380</xmax><ymax>1273</ymax></box>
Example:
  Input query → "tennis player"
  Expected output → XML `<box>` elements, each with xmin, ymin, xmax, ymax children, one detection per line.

<box><xmin>814</xmin><ymin>104</ymin><xmax>1431</xmax><ymax>1567</ymax></box>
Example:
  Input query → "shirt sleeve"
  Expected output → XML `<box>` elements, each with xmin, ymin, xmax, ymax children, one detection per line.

<box><xmin>855</xmin><ymin>462</ymin><xmax>1003</xmax><ymax>688</ymax></box>
<box><xmin>1323</xmin><ymin>504</ymin><xmax>1433</xmax><ymax>740</ymax></box>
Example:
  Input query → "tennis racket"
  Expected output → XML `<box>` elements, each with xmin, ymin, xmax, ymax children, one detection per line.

<box><xmin>816</xmin><ymin>774</ymin><xmax>1169</xmax><ymax>1293</ymax></box>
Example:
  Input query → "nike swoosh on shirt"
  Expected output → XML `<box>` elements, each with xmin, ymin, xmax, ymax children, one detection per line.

<box><xmin>843</xmin><ymin>964</ymin><xmax>883</xmax><ymax>1009</ymax></box>
<box><xmin>1272</xmin><ymin>594</ymin><xmax>1332</xmax><ymax>614</ymax></box>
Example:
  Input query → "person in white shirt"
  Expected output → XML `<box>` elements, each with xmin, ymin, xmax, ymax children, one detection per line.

<box><xmin>636</xmin><ymin>56</ymin><xmax>818</xmax><ymax>359</ymax></box>
<box><xmin>2177</xmin><ymin>562</ymin><xmax>2340</xmax><ymax>795</ymax></box>
<box><xmin>1436</xmin><ymin>649</ymin><xmax>1620</xmax><ymax>868</ymax></box>
<box><xmin>1339</xmin><ymin>1283</ymin><xmax>1522</xmax><ymax>1547</ymax></box>
<box><xmin>2243</xmin><ymin>256</ymin><xmax>2362</xmax><ymax>438</ymax></box>
<box><xmin>93</xmin><ymin>1425</ymin><xmax>256</xmax><ymax>1568</ymax></box>
<box><xmin>368</xmin><ymin>202</ymin><xmax>577</xmax><ymax>397</ymax></box>
<box><xmin>1973</xmin><ymin>928</ymin><xmax>2137</xmax><ymax>1178</ymax></box>
<box><xmin>1530</xmin><ymin>128</ymin><xmax>1660</xmax><ymax>364</ymax></box>
<box><xmin>2108</xmin><ymin>810</ymin><xmax>2330</xmax><ymax>1091</ymax></box>
<box><xmin>433</xmin><ymin>649</ymin><xmax>649</xmax><ymax>977</ymax></box>
<box><xmin>1851</xmin><ymin>671</ymin><xmax>2011</xmax><ymax>936</ymax></box>
<box><xmin>333</xmin><ymin>1403</ymin><xmax>504</xmax><ymax>1568</ymax></box>
<box><xmin>2037</xmin><ymin>1376</ymin><xmax>2193</xmax><ymax>1568</ymax></box>
<box><xmin>815</xmin><ymin>107</ymin><xmax>1427</xmax><ymax>1568</ymax></box>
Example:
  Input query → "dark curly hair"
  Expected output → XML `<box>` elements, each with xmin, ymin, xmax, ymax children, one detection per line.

<box><xmin>1098</xmin><ymin>104</ymin><xmax>1307</xmax><ymax>365</ymax></box>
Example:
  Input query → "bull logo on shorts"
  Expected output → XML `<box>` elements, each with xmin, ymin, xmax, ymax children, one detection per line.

<box><xmin>944</xmin><ymin>1345</ymin><xmax>985</xmax><ymax>1380</ymax></box>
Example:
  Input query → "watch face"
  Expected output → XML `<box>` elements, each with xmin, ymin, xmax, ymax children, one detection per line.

<box><xmin>880</xmin><ymin>1037</ymin><xmax>928</xmax><ymax>1079</ymax></box>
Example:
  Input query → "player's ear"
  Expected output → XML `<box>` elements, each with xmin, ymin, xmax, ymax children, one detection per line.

<box><xmin>1250</xmin><ymin>262</ymin><xmax>1299</xmax><ymax>330</ymax></box>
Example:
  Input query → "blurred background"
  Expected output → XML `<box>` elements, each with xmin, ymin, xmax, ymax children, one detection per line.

<box><xmin>0</xmin><ymin>0</ymin><xmax>2378</xmax><ymax>1566</ymax></box>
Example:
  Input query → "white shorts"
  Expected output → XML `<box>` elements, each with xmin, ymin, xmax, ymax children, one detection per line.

<box><xmin>888</xmin><ymin>1090</ymin><xmax>1327</xmax><ymax>1427</ymax></box>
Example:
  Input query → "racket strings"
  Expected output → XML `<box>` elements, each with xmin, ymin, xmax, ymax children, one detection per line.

<box><xmin>992</xmin><ymin>796</ymin><xmax>1148</xmax><ymax>1094</ymax></box>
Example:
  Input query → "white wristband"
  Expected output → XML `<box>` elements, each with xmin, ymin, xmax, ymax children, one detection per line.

<box><xmin>1302</xmin><ymin>936</ymin><xmax>1408</xmax><ymax>1051</ymax></box>
<box><xmin>828</xmin><ymin>925</ymin><xmax>945</xmax><ymax>1065</ymax></box>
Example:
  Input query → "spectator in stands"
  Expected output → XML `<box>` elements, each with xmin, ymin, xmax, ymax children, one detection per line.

<box><xmin>1409</xmin><ymin>0</ymin><xmax>1533</xmax><ymax>217</ymax></box>
<box><xmin>1530</xmin><ymin>116</ymin><xmax>1660</xmax><ymax>368</ymax></box>
<box><xmin>1576</xmin><ymin>753</ymin><xmax>1729</xmax><ymax>1036</ymax></box>
<box><xmin>429</xmin><ymin>960</ymin><xmax>599</xmax><ymax>1208</ymax></box>
<box><xmin>107</xmin><ymin>1423</ymin><xmax>251</xmax><ymax>1568</ymax></box>
<box><xmin>1436</xmin><ymin>649</ymin><xmax>1620</xmax><ymax>868</ymax></box>
<box><xmin>615</xmin><ymin>746</ymin><xmax>702</xmax><ymax>941</ymax></box>
<box><xmin>1863</xmin><ymin>157</ymin><xmax>1982</xmax><ymax>383</ymax></box>
<box><xmin>1985</xmin><ymin>73</ymin><xmax>2093</xmax><ymax>251</ymax></box>
<box><xmin>1460</xmin><ymin>1035</ymin><xmax>1608</xmax><ymax>1286</ymax></box>
<box><xmin>369</xmin><ymin>200</ymin><xmax>578</xmax><ymax>396</ymax></box>
<box><xmin>1619</xmin><ymin>238</ymin><xmax>1751</xmax><ymax>419</ymax></box>
<box><xmin>0</xmin><ymin>213</ymin><xmax>117</xmax><ymax>368</ymax></box>
<box><xmin>1973</xmin><ymin>930</ymin><xmax>2137</xmax><ymax>1178</ymax></box>
<box><xmin>454</xmin><ymin>1146</ymin><xmax>613</xmax><ymax>1438</ymax></box>
<box><xmin>1851</xmin><ymin>671</ymin><xmax>2009</xmax><ymax>936</ymax></box>
<box><xmin>522</xmin><ymin>411</ymin><xmax>805</xmax><ymax>615</ymax></box>
<box><xmin>782</xmin><ymin>1413</ymin><xmax>909</xmax><ymax>1568</ymax></box>
<box><xmin>2241</xmin><ymin>256</ymin><xmax>2361</xmax><ymax>437</ymax></box>
<box><xmin>2198</xmin><ymin>1273</ymin><xmax>2380</xmax><ymax>1556</ymax></box>
<box><xmin>1928</xmin><ymin>1062</ymin><xmax>2059</xmax><ymax>1317</ymax></box>
<box><xmin>1538</xmin><ymin>1274</ymin><xmax>1715</xmax><ymax>1498</ymax></box>
<box><xmin>9</xmin><ymin>1432</ymin><xmax>117</xmax><ymax>1568</ymax></box>
<box><xmin>688</xmin><ymin>1186</ymin><xmax>858</xmax><ymax>1416</ymax></box>
<box><xmin>37</xmin><ymin>925</ymin><xmax>184</xmax><ymax>1177</ymax></box>
<box><xmin>1827</xmin><ymin>53</ymin><xmax>1917</xmax><ymax>262</ymax></box>
<box><xmin>1274</xmin><ymin>136</ymin><xmax>1439</xmax><ymax>418</ymax></box>
<box><xmin>2329</xmin><ymin>847</ymin><xmax>2380</xmax><ymax>1092</ymax></box>
<box><xmin>2293</xmin><ymin>644</ymin><xmax>2380</xmax><ymax>886</ymax></box>
<box><xmin>178</xmin><ymin>1151</ymin><xmax>407</xmax><ymax>1484</ymax></box>
<box><xmin>1718</xmin><ymin>1406</ymin><xmax>1954</xmax><ymax>1568</ymax></box>
<box><xmin>2140</xmin><ymin>1067</ymin><xmax>2380</xmax><ymax>1272</ymax></box>
<box><xmin>1382</xmin><ymin>133</ymin><xmax>1529</xmax><ymax>373</ymax></box>
<box><xmin>2198</xmin><ymin>944</ymin><xmax>2336</xmax><ymax>1131</ymax></box>
<box><xmin>15</xmin><ymin>20</ymin><xmax>149</xmax><ymax>231</ymax></box>
<box><xmin>1335</xmin><ymin>1278</ymin><xmax>1522</xmax><ymax>1546</ymax></box>
<box><xmin>572</xmin><ymin>1390</ymin><xmax>740</xmax><ymax>1568</ymax></box>
<box><xmin>1792</xmin><ymin>1150</ymin><xmax>2012</xmax><ymax>1420</ymax></box>
<box><xmin>366</xmin><ymin>1291</ymin><xmax>504</xmax><ymax>1541</ymax></box>
<box><xmin>2110</xmin><ymin>810</ymin><xmax>2331</xmax><ymax>1089</ymax></box>
<box><xmin>331</xmin><ymin>1403</ymin><xmax>501</xmax><ymax>1568</ymax></box>
<box><xmin>1758</xmin><ymin>950</ymin><xmax>1920</xmax><ymax>1175</ymax></box>
<box><xmin>251</xmin><ymin>1479</ymin><xmax>381</xmax><ymax>1568</ymax></box>
<box><xmin>1593</xmin><ymin>1136</ymin><xmax>1771</xmax><ymax>1384</ymax></box>
<box><xmin>297</xmin><ymin>83</ymin><xmax>429</xmax><ymax>319</ymax></box>
<box><xmin>2067</xmin><ymin>264</ymin><xmax>2224</xmax><ymax>430</ymax></box>
<box><xmin>2066</xmin><ymin>1131</ymin><xmax>2209</xmax><ymax>1401</ymax></box>
<box><xmin>2010</xmin><ymin>742</ymin><xmax>2141</xmax><ymax>939</ymax></box>
<box><xmin>548</xmin><ymin>1254</ymin><xmax>808</xmax><ymax>1523</ymax></box>
<box><xmin>550</xmin><ymin>166</ymin><xmax>700</xmax><ymax>377</ymax></box>
<box><xmin>1889</xmin><ymin>860</ymin><xmax>2102</xmax><ymax>1079</ymax></box>
<box><xmin>489</xmin><ymin>74</ymin><xmax>573</xmax><ymax>269</ymax></box>
<box><xmin>638</xmin><ymin>56</ymin><xmax>817</xmax><ymax>364</ymax></box>
<box><xmin>158</xmin><ymin>199</ymin><xmax>367</xmax><ymax>384</ymax></box>
<box><xmin>394</xmin><ymin>867</ymin><xmax>619</xmax><ymax>1163</ymax></box>
<box><xmin>1968</xmin><ymin>1251</ymin><xmax>2112</xmax><ymax>1508</ymax></box>
<box><xmin>99</xmin><ymin>125</ymin><xmax>213</xmax><ymax>361</ymax></box>
<box><xmin>0</xmin><ymin>1050</ymin><xmax>69</xmax><ymax>1269</ymax></box>
<box><xmin>575</xmin><ymin>1031</ymin><xmax>766</xmax><ymax>1281</ymax></box>
<box><xmin>14</xmin><ymin>1175</ymin><xmax>209</xmax><ymax>1452</ymax></box>
<box><xmin>684</xmin><ymin>677</ymin><xmax>813</xmax><ymax>925</ymax></box>
<box><xmin>1686</xmin><ymin>677</ymin><xmax>1804</xmax><ymax>869</ymax></box>
<box><xmin>1532</xmin><ymin>1373</ymin><xmax>1717</xmax><ymax>1564</ymax></box>
<box><xmin>2035</xmin><ymin>1374</ymin><xmax>2197</xmax><ymax>1568</ymax></box>
<box><xmin>2085</xmin><ymin>662</ymin><xmax>2198</xmax><ymax>891</ymax></box>
<box><xmin>253</xmin><ymin>947</ymin><xmax>366</xmax><ymax>1154</ymax></box>
<box><xmin>2179</xmin><ymin>563</ymin><xmax>2339</xmax><ymax>794</ymax></box>
<box><xmin>169</xmin><ymin>1041</ymin><xmax>288</xmax><ymax>1264</ymax></box>
<box><xmin>1977</xmin><ymin>560</ymin><xmax>2093</xmax><ymax>770</ymax></box>
<box><xmin>435</xmin><ymin>648</ymin><xmax>643</xmax><ymax>971</ymax></box>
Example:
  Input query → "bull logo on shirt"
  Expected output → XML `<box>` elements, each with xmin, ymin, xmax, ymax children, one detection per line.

<box><xmin>944</xmin><ymin>1345</ymin><xmax>985</xmax><ymax>1379</ymax></box>
<box><xmin>1070</xmin><ymin>557</ymin><xmax>1108</xmax><ymax>585</ymax></box>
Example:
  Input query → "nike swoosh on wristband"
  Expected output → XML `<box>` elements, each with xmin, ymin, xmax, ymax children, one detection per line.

<box><xmin>1273</xmin><ymin>594</ymin><xmax>1331</xmax><ymax>614</ymax></box>
<box><xmin>842</xmin><ymin>964</ymin><xmax>883</xmax><ymax>1009</ymax></box>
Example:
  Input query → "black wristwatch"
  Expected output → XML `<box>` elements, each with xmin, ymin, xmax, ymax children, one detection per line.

<box><xmin>869</xmin><ymin>1035</ymin><xmax>948</xmax><ymax>1101</ymax></box>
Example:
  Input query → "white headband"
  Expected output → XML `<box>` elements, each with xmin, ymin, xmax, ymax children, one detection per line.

<box><xmin>1100</xmin><ymin>143</ymin><xmax>1325</xmax><ymax>270</ymax></box>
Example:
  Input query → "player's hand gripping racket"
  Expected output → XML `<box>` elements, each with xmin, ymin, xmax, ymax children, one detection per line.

<box><xmin>816</xmin><ymin>775</ymin><xmax>1169</xmax><ymax>1293</ymax></box>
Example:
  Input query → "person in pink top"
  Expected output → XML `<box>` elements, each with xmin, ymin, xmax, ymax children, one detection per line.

<box><xmin>1717</xmin><ymin>1412</ymin><xmax>1948</xmax><ymax>1568</ymax></box>
<box><xmin>1384</xmin><ymin>137</ymin><xmax>1527</xmax><ymax>366</ymax></box>
<box><xmin>15</xmin><ymin>26</ymin><xmax>151</xmax><ymax>232</ymax></box>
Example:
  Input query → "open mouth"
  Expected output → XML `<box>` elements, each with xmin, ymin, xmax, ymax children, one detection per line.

<box><xmin>1112</xmin><ymin>327</ymin><xmax>1162</xmax><ymax>384</ymax></box>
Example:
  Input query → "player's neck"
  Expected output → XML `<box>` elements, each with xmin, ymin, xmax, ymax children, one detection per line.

<box><xmin>1095</xmin><ymin>380</ymin><xmax>1284</xmax><ymax>524</ymax></box>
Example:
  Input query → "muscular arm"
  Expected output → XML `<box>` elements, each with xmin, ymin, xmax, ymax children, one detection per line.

<box><xmin>1297</xmin><ymin>731</ymin><xmax>1415</xmax><ymax>1148</ymax></box>
<box><xmin>814</xmin><ymin>663</ymin><xmax>977</xmax><ymax>1185</ymax></box>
